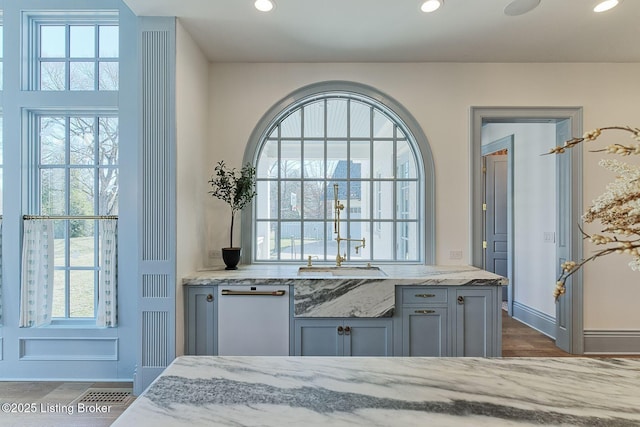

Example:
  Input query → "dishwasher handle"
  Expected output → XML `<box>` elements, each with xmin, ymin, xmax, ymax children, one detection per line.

<box><xmin>221</xmin><ymin>289</ymin><xmax>287</xmax><ymax>296</ymax></box>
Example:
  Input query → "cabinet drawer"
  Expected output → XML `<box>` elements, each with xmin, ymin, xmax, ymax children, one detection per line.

<box><xmin>401</xmin><ymin>287</ymin><xmax>447</xmax><ymax>305</ymax></box>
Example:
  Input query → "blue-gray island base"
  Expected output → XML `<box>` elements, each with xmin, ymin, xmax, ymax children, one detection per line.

<box><xmin>113</xmin><ymin>356</ymin><xmax>640</xmax><ymax>426</ymax></box>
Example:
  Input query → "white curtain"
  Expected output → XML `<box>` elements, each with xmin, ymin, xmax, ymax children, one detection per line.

<box><xmin>20</xmin><ymin>220</ymin><xmax>54</xmax><ymax>327</ymax></box>
<box><xmin>97</xmin><ymin>219</ymin><xmax>117</xmax><ymax>327</ymax></box>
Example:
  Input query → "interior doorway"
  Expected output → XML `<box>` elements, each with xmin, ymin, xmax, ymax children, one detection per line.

<box><xmin>482</xmin><ymin>136</ymin><xmax>513</xmax><ymax>316</ymax></box>
<box><xmin>470</xmin><ymin>107</ymin><xmax>584</xmax><ymax>355</ymax></box>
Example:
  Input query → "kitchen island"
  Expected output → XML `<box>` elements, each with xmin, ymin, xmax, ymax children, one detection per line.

<box><xmin>113</xmin><ymin>355</ymin><xmax>640</xmax><ymax>426</ymax></box>
<box><xmin>183</xmin><ymin>264</ymin><xmax>507</xmax><ymax>357</ymax></box>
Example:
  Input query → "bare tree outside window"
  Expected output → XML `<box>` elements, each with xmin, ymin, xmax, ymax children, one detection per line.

<box><xmin>38</xmin><ymin>114</ymin><xmax>118</xmax><ymax>318</ymax></box>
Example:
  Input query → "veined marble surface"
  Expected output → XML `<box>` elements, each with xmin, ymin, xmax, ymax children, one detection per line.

<box><xmin>114</xmin><ymin>356</ymin><xmax>640</xmax><ymax>427</ymax></box>
<box><xmin>183</xmin><ymin>264</ymin><xmax>506</xmax><ymax>318</ymax></box>
<box><xmin>182</xmin><ymin>264</ymin><xmax>506</xmax><ymax>284</ymax></box>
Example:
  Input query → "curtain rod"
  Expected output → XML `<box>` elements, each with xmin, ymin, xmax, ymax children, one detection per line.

<box><xmin>23</xmin><ymin>215</ymin><xmax>118</xmax><ymax>220</ymax></box>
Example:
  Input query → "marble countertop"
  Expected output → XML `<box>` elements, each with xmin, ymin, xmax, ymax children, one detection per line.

<box><xmin>183</xmin><ymin>265</ymin><xmax>506</xmax><ymax>318</ymax></box>
<box><xmin>182</xmin><ymin>264</ymin><xmax>507</xmax><ymax>285</ymax></box>
<box><xmin>114</xmin><ymin>356</ymin><xmax>640</xmax><ymax>427</ymax></box>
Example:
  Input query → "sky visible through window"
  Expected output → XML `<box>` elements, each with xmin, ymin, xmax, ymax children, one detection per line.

<box><xmin>39</xmin><ymin>24</ymin><xmax>118</xmax><ymax>91</ymax></box>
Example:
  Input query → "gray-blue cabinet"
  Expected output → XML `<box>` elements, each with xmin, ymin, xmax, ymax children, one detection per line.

<box><xmin>185</xmin><ymin>286</ymin><xmax>216</xmax><ymax>355</ymax></box>
<box><xmin>184</xmin><ymin>284</ymin><xmax>501</xmax><ymax>358</ymax></box>
<box><xmin>453</xmin><ymin>287</ymin><xmax>499</xmax><ymax>357</ymax></box>
<box><xmin>399</xmin><ymin>287</ymin><xmax>449</xmax><ymax>356</ymax></box>
<box><xmin>397</xmin><ymin>286</ymin><xmax>500</xmax><ymax>357</ymax></box>
<box><xmin>402</xmin><ymin>307</ymin><xmax>448</xmax><ymax>356</ymax></box>
<box><xmin>294</xmin><ymin>318</ymin><xmax>393</xmax><ymax>356</ymax></box>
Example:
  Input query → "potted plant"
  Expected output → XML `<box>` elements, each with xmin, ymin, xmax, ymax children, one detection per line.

<box><xmin>208</xmin><ymin>160</ymin><xmax>257</xmax><ymax>269</ymax></box>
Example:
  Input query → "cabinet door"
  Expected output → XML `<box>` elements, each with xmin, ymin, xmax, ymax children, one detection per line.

<box><xmin>185</xmin><ymin>286</ymin><xmax>216</xmax><ymax>355</ymax></box>
<box><xmin>402</xmin><ymin>307</ymin><xmax>448</xmax><ymax>356</ymax></box>
<box><xmin>453</xmin><ymin>288</ymin><xmax>496</xmax><ymax>357</ymax></box>
<box><xmin>346</xmin><ymin>319</ymin><xmax>393</xmax><ymax>357</ymax></box>
<box><xmin>294</xmin><ymin>319</ymin><xmax>343</xmax><ymax>356</ymax></box>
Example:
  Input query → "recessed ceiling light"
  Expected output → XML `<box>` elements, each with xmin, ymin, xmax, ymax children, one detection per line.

<box><xmin>420</xmin><ymin>0</ymin><xmax>443</xmax><ymax>13</ymax></box>
<box><xmin>594</xmin><ymin>0</ymin><xmax>620</xmax><ymax>12</ymax></box>
<box><xmin>504</xmin><ymin>0</ymin><xmax>541</xmax><ymax>16</ymax></box>
<box><xmin>254</xmin><ymin>0</ymin><xmax>274</xmax><ymax>12</ymax></box>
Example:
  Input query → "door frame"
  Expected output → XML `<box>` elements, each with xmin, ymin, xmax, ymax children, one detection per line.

<box><xmin>482</xmin><ymin>135</ymin><xmax>514</xmax><ymax>316</ymax></box>
<box><xmin>470</xmin><ymin>107</ymin><xmax>584</xmax><ymax>354</ymax></box>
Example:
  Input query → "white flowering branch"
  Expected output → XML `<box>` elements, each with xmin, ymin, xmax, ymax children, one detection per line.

<box><xmin>547</xmin><ymin>126</ymin><xmax>640</xmax><ymax>300</ymax></box>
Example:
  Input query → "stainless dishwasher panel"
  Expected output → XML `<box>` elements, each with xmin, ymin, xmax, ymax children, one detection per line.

<box><xmin>217</xmin><ymin>285</ymin><xmax>290</xmax><ymax>356</ymax></box>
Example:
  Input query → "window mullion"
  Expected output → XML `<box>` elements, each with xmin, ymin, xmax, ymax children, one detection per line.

<box><xmin>94</xmin><ymin>116</ymin><xmax>100</xmax><ymax>316</ymax></box>
<box><xmin>65</xmin><ymin>116</ymin><xmax>71</xmax><ymax>317</ymax></box>
<box><xmin>32</xmin><ymin>115</ymin><xmax>41</xmax><ymax>213</ymax></box>
<box><xmin>392</xmin><ymin>124</ymin><xmax>397</xmax><ymax>261</ymax></box>
<box><xmin>94</xmin><ymin>25</ymin><xmax>100</xmax><ymax>91</ymax></box>
<box><xmin>299</xmin><ymin>105</ymin><xmax>304</xmax><ymax>260</ymax></box>
<box><xmin>323</xmin><ymin>98</ymin><xmax>328</xmax><ymax>261</ymax></box>
<box><xmin>276</xmin><ymin>125</ymin><xmax>282</xmax><ymax>261</ymax></box>
<box><xmin>369</xmin><ymin>119</ymin><xmax>375</xmax><ymax>261</ymax></box>
<box><xmin>65</xmin><ymin>24</ymin><xmax>71</xmax><ymax>91</ymax></box>
<box><xmin>344</xmin><ymin>99</ymin><xmax>350</xmax><ymax>262</ymax></box>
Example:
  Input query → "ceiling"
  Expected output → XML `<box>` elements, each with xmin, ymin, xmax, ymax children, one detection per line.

<box><xmin>122</xmin><ymin>0</ymin><xmax>640</xmax><ymax>63</ymax></box>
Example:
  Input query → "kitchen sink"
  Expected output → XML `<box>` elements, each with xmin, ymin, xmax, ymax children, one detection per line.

<box><xmin>297</xmin><ymin>266</ymin><xmax>387</xmax><ymax>277</ymax></box>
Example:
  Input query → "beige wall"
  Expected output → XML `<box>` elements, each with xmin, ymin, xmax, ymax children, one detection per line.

<box><xmin>199</xmin><ymin>62</ymin><xmax>640</xmax><ymax>332</ymax></box>
<box><xmin>175</xmin><ymin>21</ymin><xmax>209</xmax><ymax>355</ymax></box>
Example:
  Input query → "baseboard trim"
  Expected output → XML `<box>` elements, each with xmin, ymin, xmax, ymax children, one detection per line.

<box><xmin>512</xmin><ymin>301</ymin><xmax>556</xmax><ymax>339</ymax></box>
<box><xmin>584</xmin><ymin>330</ymin><xmax>640</xmax><ymax>354</ymax></box>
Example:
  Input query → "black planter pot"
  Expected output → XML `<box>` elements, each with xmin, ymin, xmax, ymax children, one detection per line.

<box><xmin>222</xmin><ymin>247</ymin><xmax>241</xmax><ymax>270</ymax></box>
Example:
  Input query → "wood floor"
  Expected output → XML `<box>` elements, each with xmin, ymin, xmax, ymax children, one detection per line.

<box><xmin>501</xmin><ymin>309</ymin><xmax>572</xmax><ymax>356</ymax></box>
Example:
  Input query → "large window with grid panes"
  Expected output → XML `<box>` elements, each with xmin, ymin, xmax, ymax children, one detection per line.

<box><xmin>31</xmin><ymin>16</ymin><xmax>118</xmax><ymax>91</ymax></box>
<box><xmin>25</xmin><ymin>12</ymin><xmax>119</xmax><ymax>320</ymax></box>
<box><xmin>253</xmin><ymin>91</ymin><xmax>423</xmax><ymax>263</ymax></box>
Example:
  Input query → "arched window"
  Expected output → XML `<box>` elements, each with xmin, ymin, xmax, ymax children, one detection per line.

<box><xmin>244</xmin><ymin>82</ymin><xmax>434</xmax><ymax>264</ymax></box>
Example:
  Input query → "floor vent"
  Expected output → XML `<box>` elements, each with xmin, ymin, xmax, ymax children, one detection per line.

<box><xmin>74</xmin><ymin>388</ymin><xmax>133</xmax><ymax>406</ymax></box>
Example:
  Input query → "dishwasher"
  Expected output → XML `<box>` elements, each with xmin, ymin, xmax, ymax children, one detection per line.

<box><xmin>217</xmin><ymin>285</ymin><xmax>290</xmax><ymax>356</ymax></box>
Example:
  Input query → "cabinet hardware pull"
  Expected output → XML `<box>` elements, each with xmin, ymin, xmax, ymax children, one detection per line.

<box><xmin>221</xmin><ymin>289</ymin><xmax>286</xmax><ymax>296</ymax></box>
<box><xmin>414</xmin><ymin>309</ymin><xmax>435</xmax><ymax>314</ymax></box>
<box><xmin>344</xmin><ymin>326</ymin><xmax>351</xmax><ymax>335</ymax></box>
<box><xmin>337</xmin><ymin>326</ymin><xmax>344</xmax><ymax>335</ymax></box>
<box><xmin>206</xmin><ymin>294</ymin><xmax>214</xmax><ymax>302</ymax></box>
<box><xmin>416</xmin><ymin>293</ymin><xmax>436</xmax><ymax>298</ymax></box>
<box><xmin>457</xmin><ymin>296</ymin><xmax>465</xmax><ymax>305</ymax></box>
